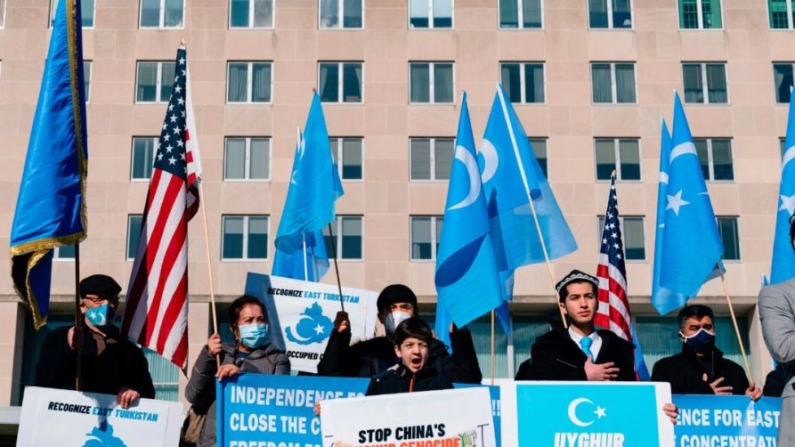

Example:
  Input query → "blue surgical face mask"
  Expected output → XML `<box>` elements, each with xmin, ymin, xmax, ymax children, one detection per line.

<box><xmin>86</xmin><ymin>303</ymin><xmax>115</xmax><ymax>328</ymax></box>
<box><xmin>239</xmin><ymin>324</ymin><xmax>269</xmax><ymax>349</ymax></box>
<box><xmin>681</xmin><ymin>328</ymin><xmax>716</xmax><ymax>353</ymax></box>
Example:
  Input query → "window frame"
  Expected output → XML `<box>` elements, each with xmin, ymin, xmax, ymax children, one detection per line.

<box><xmin>408</xmin><ymin>62</ymin><xmax>456</xmax><ymax>104</ymax></box>
<box><xmin>590</xmin><ymin>62</ymin><xmax>637</xmax><ymax>105</ymax></box>
<box><xmin>139</xmin><ymin>0</ymin><xmax>186</xmax><ymax>29</ymax></box>
<box><xmin>497</xmin><ymin>0</ymin><xmax>544</xmax><ymax>30</ymax></box>
<box><xmin>50</xmin><ymin>0</ymin><xmax>96</xmax><ymax>28</ymax></box>
<box><xmin>682</xmin><ymin>62</ymin><xmax>729</xmax><ymax>105</ymax></box>
<box><xmin>500</xmin><ymin>62</ymin><xmax>546</xmax><ymax>105</ymax></box>
<box><xmin>594</xmin><ymin>138</ymin><xmax>642</xmax><ymax>182</ymax></box>
<box><xmin>317</xmin><ymin>61</ymin><xmax>365</xmax><ymax>104</ymax></box>
<box><xmin>318</xmin><ymin>0</ymin><xmax>364</xmax><ymax>30</ymax></box>
<box><xmin>410</xmin><ymin>215</ymin><xmax>444</xmax><ymax>261</ymax></box>
<box><xmin>773</xmin><ymin>62</ymin><xmax>795</xmax><ymax>104</ymax></box>
<box><xmin>135</xmin><ymin>61</ymin><xmax>175</xmax><ymax>104</ymax></box>
<box><xmin>126</xmin><ymin>214</ymin><xmax>144</xmax><ymax>261</ymax></box>
<box><xmin>694</xmin><ymin>138</ymin><xmax>734</xmax><ymax>182</ymax></box>
<box><xmin>529</xmin><ymin>137</ymin><xmax>548</xmax><ymax>179</ymax></box>
<box><xmin>130</xmin><ymin>136</ymin><xmax>159</xmax><ymax>181</ymax></box>
<box><xmin>597</xmin><ymin>215</ymin><xmax>646</xmax><ymax>261</ymax></box>
<box><xmin>324</xmin><ymin>216</ymin><xmax>364</xmax><ymax>261</ymax></box>
<box><xmin>229</xmin><ymin>0</ymin><xmax>275</xmax><ymax>29</ymax></box>
<box><xmin>226</xmin><ymin>61</ymin><xmax>273</xmax><ymax>104</ymax></box>
<box><xmin>768</xmin><ymin>0</ymin><xmax>795</xmax><ymax>29</ymax></box>
<box><xmin>221</xmin><ymin>215</ymin><xmax>270</xmax><ymax>261</ymax></box>
<box><xmin>408</xmin><ymin>0</ymin><xmax>454</xmax><ymax>29</ymax></box>
<box><xmin>330</xmin><ymin>137</ymin><xmax>365</xmax><ymax>181</ymax></box>
<box><xmin>223</xmin><ymin>137</ymin><xmax>272</xmax><ymax>181</ymax></box>
<box><xmin>678</xmin><ymin>0</ymin><xmax>724</xmax><ymax>30</ymax></box>
<box><xmin>716</xmin><ymin>216</ymin><xmax>741</xmax><ymax>261</ymax></box>
<box><xmin>409</xmin><ymin>137</ymin><xmax>455</xmax><ymax>181</ymax></box>
<box><xmin>588</xmin><ymin>0</ymin><xmax>634</xmax><ymax>30</ymax></box>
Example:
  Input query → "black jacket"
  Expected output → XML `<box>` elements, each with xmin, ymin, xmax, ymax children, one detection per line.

<box><xmin>365</xmin><ymin>364</ymin><xmax>453</xmax><ymax>396</ymax></box>
<box><xmin>317</xmin><ymin>328</ymin><xmax>482</xmax><ymax>384</ymax></box>
<box><xmin>35</xmin><ymin>324</ymin><xmax>156</xmax><ymax>398</ymax></box>
<box><xmin>515</xmin><ymin>329</ymin><xmax>636</xmax><ymax>381</ymax></box>
<box><xmin>651</xmin><ymin>344</ymin><xmax>748</xmax><ymax>395</ymax></box>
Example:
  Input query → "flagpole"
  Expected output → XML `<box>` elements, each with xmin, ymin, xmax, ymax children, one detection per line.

<box><xmin>327</xmin><ymin>222</ymin><xmax>345</xmax><ymax>312</ymax></box>
<box><xmin>302</xmin><ymin>234</ymin><xmax>309</xmax><ymax>281</ymax></box>
<box><xmin>198</xmin><ymin>179</ymin><xmax>221</xmax><ymax>369</ymax></box>
<box><xmin>495</xmin><ymin>83</ymin><xmax>567</xmax><ymax>328</ymax></box>
<box><xmin>719</xmin><ymin>272</ymin><xmax>753</xmax><ymax>382</ymax></box>
<box><xmin>490</xmin><ymin>310</ymin><xmax>495</xmax><ymax>385</ymax></box>
<box><xmin>74</xmin><ymin>242</ymin><xmax>82</xmax><ymax>392</ymax></box>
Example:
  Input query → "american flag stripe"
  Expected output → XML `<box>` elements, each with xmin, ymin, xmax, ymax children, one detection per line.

<box><xmin>122</xmin><ymin>47</ymin><xmax>198</xmax><ymax>370</ymax></box>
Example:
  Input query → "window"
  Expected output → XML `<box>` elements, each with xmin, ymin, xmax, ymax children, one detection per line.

<box><xmin>135</xmin><ymin>61</ymin><xmax>175</xmax><ymax>103</ymax></box>
<box><xmin>501</xmin><ymin>63</ymin><xmax>545</xmax><ymax>104</ymax></box>
<box><xmin>0</xmin><ymin>0</ymin><xmax>5</xmax><ymax>28</ymax></box>
<box><xmin>140</xmin><ymin>0</ymin><xmax>184</xmax><ymax>28</ymax></box>
<box><xmin>224</xmin><ymin>138</ymin><xmax>270</xmax><ymax>180</ymax></box>
<box><xmin>682</xmin><ymin>63</ymin><xmax>728</xmax><ymax>104</ymax></box>
<box><xmin>717</xmin><ymin>217</ymin><xmax>740</xmax><ymax>260</ymax></box>
<box><xmin>598</xmin><ymin>216</ymin><xmax>645</xmax><ymax>260</ymax></box>
<box><xmin>410</xmin><ymin>216</ymin><xmax>443</xmax><ymax>260</ymax></box>
<box><xmin>323</xmin><ymin>216</ymin><xmax>363</xmax><ymax>260</ymax></box>
<box><xmin>770</xmin><ymin>0</ymin><xmax>795</xmax><ymax>29</ymax></box>
<box><xmin>678</xmin><ymin>0</ymin><xmax>722</xmax><ymax>29</ymax></box>
<box><xmin>319</xmin><ymin>0</ymin><xmax>363</xmax><ymax>29</ymax></box>
<box><xmin>318</xmin><ymin>62</ymin><xmax>363</xmax><ymax>103</ymax></box>
<box><xmin>127</xmin><ymin>215</ymin><xmax>143</xmax><ymax>260</ymax></box>
<box><xmin>774</xmin><ymin>63</ymin><xmax>795</xmax><ymax>103</ymax></box>
<box><xmin>782</xmin><ymin>137</ymin><xmax>788</xmax><ymax>156</ymax></box>
<box><xmin>499</xmin><ymin>0</ymin><xmax>542</xmax><ymax>29</ymax></box>
<box><xmin>50</xmin><ymin>0</ymin><xmax>95</xmax><ymax>27</ymax></box>
<box><xmin>222</xmin><ymin>215</ymin><xmax>269</xmax><ymax>260</ymax></box>
<box><xmin>694</xmin><ymin>138</ymin><xmax>734</xmax><ymax>181</ymax></box>
<box><xmin>227</xmin><ymin>62</ymin><xmax>272</xmax><ymax>103</ymax></box>
<box><xmin>83</xmin><ymin>61</ymin><xmax>92</xmax><ymax>103</ymax></box>
<box><xmin>230</xmin><ymin>0</ymin><xmax>273</xmax><ymax>28</ymax></box>
<box><xmin>410</xmin><ymin>138</ymin><xmax>454</xmax><ymax>180</ymax></box>
<box><xmin>131</xmin><ymin>137</ymin><xmax>158</xmax><ymax>180</ymax></box>
<box><xmin>330</xmin><ymin>137</ymin><xmax>363</xmax><ymax>180</ymax></box>
<box><xmin>54</xmin><ymin>245</ymin><xmax>76</xmax><ymax>260</ymax></box>
<box><xmin>409</xmin><ymin>62</ymin><xmax>454</xmax><ymax>104</ymax></box>
<box><xmin>589</xmin><ymin>0</ymin><xmax>632</xmax><ymax>28</ymax></box>
<box><xmin>409</xmin><ymin>0</ymin><xmax>452</xmax><ymax>28</ymax></box>
<box><xmin>594</xmin><ymin>138</ymin><xmax>640</xmax><ymax>181</ymax></box>
<box><xmin>591</xmin><ymin>63</ymin><xmax>636</xmax><ymax>104</ymax></box>
<box><xmin>530</xmin><ymin>138</ymin><xmax>548</xmax><ymax>178</ymax></box>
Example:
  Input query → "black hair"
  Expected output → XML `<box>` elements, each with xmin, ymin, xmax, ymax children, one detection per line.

<box><xmin>394</xmin><ymin>317</ymin><xmax>432</xmax><ymax>346</ymax></box>
<box><xmin>228</xmin><ymin>295</ymin><xmax>267</xmax><ymax>327</ymax></box>
<box><xmin>790</xmin><ymin>215</ymin><xmax>795</xmax><ymax>247</ymax></box>
<box><xmin>677</xmin><ymin>304</ymin><xmax>714</xmax><ymax>330</ymax></box>
<box><xmin>558</xmin><ymin>280</ymin><xmax>598</xmax><ymax>303</ymax></box>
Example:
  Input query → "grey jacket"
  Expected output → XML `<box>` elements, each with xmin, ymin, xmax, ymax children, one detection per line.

<box><xmin>758</xmin><ymin>280</ymin><xmax>795</xmax><ymax>399</ymax></box>
<box><xmin>185</xmin><ymin>342</ymin><xmax>290</xmax><ymax>447</ymax></box>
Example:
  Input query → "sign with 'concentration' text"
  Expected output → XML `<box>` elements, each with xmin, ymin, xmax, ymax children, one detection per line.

<box><xmin>673</xmin><ymin>395</ymin><xmax>780</xmax><ymax>447</ymax></box>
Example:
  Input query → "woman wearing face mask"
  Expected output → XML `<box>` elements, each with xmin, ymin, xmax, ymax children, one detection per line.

<box><xmin>185</xmin><ymin>295</ymin><xmax>290</xmax><ymax>447</ymax></box>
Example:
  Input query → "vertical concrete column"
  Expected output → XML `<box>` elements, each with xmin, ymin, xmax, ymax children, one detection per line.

<box><xmin>0</xmin><ymin>302</ymin><xmax>24</xmax><ymax>406</ymax></box>
<box><xmin>179</xmin><ymin>301</ymin><xmax>210</xmax><ymax>409</ymax></box>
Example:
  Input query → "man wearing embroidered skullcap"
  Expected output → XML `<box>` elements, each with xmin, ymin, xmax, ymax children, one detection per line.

<box><xmin>35</xmin><ymin>274</ymin><xmax>155</xmax><ymax>408</ymax></box>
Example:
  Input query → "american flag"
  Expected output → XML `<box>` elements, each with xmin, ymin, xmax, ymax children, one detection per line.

<box><xmin>595</xmin><ymin>177</ymin><xmax>649</xmax><ymax>379</ymax></box>
<box><xmin>122</xmin><ymin>46</ymin><xmax>201</xmax><ymax>370</ymax></box>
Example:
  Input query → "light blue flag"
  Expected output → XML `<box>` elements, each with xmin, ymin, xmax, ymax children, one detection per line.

<box><xmin>480</xmin><ymin>85</ymin><xmax>578</xmax><ymax>329</ymax></box>
<box><xmin>434</xmin><ymin>93</ymin><xmax>504</xmax><ymax>343</ymax></box>
<box><xmin>658</xmin><ymin>93</ymin><xmax>723</xmax><ymax>299</ymax></box>
<box><xmin>10</xmin><ymin>0</ymin><xmax>88</xmax><ymax>329</ymax></box>
<box><xmin>274</xmin><ymin>95</ymin><xmax>344</xmax><ymax>281</ymax></box>
<box><xmin>770</xmin><ymin>88</ymin><xmax>795</xmax><ymax>284</ymax></box>
<box><xmin>651</xmin><ymin>120</ymin><xmax>689</xmax><ymax>315</ymax></box>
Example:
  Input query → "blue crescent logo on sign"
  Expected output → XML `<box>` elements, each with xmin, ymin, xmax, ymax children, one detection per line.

<box><xmin>285</xmin><ymin>302</ymin><xmax>334</xmax><ymax>346</ymax></box>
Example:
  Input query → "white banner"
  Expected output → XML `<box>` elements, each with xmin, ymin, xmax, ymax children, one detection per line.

<box><xmin>17</xmin><ymin>386</ymin><xmax>182</xmax><ymax>447</ymax></box>
<box><xmin>320</xmin><ymin>387</ymin><xmax>496</xmax><ymax>447</ymax></box>
<box><xmin>245</xmin><ymin>273</ymin><xmax>379</xmax><ymax>374</ymax></box>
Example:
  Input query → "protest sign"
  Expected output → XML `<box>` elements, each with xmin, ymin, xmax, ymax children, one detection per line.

<box><xmin>500</xmin><ymin>381</ymin><xmax>674</xmax><ymax>447</ymax></box>
<box><xmin>16</xmin><ymin>386</ymin><xmax>182</xmax><ymax>447</ymax></box>
<box><xmin>216</xmin><ymin>373</ymin><xmax>369</xmax><ymax>447</ymax></box>
<box><xmin>245</xmin><ymin>273</ymin><xmax>379</xmax><ymax>374</ymax></box>
<box><xmin>673</xmin><ymin>395</ymin><xmax>780</xmax><ymax>447</ymax></box>
<box><xmin>320</xmin><ymin>387</ymin><xmax>496</xmax><ymax>447</ymax></box>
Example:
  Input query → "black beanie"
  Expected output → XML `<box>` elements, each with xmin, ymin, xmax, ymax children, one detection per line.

<box><xmin>376</xmin><ymin>284</ymin><xmax>418</xmax><ymax>314</ymax></box>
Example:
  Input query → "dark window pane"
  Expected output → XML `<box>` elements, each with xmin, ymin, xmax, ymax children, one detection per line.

<box><xmin>434</xmin><ymin>0</ymin><xmax>453</xmax><ymax>28</ymax></box>
<box><xmin>140</xmin><ymin>0</ymin><xmax>160</xmax><ymax>26</ymax></box>
<box><xmin>164</xmin><ymin>0</ymin><xmax>184</xmax><ymax>27</ymax></box>
<box><xmin>410</xmin><ymin>64</ymin><xmax>431</xmax><ymax>103</ymax></box>
<box><xmin>225</xmin><ymin>138</ymin><xmax>246</xmax><ymax>179</ymax></box>
<box><xmin>343</xmin><ymin>63</ymin><xmax>362</xmax><ymax>103</ymax></box>
<box><xmin>341</xmin><ymin>217</ymin><xmax>362</xmax><ymax>259</ymax></box>
<box><xmin>775</xmin><ymin>64</ymin><xmax>794</xmax><ymax>104</ymax></box>
<box><xmin>589</xmin><ymin>0</ymin><xmax>609</xmax><ymax>28</ymax></box>
<box><xmin>706</xmin><ymin>64</ymin><xmax>727</xmax><ymax>104</ymax></box>
<box><xmin>228</xmin><ymin>63</ymin><xmax>248</xmax><ymax>103</ymax></box>
<box><xmin>530</xmin><ymin>138</ymin><xmax>547</xmax><ymax>178</ymax></box>
<box><xmin>770</xmin><ymin>0</ymin><xmax>790</xmax><ymax>28</ymax></box>
<box><xmin>58</xmin><ymin>244</ymin><xmax>76</xmax><ymax>259</ymax></box>
<box><xmin>160</xmin><ymin>62</ymin><xmax>175</xmax><ymax>103</ymax></box>
<box><xmin>223</xmin><ymin>217</ymin><xmax>244</xmax><ymax>259</ymax></box>
<box><xmin>613</xmin><ymin>0</ymin><xmax>632</xmax><ymax>28</ymax></box>
<box><xmin>410</xmin><ymin>0</ymin><xmax>429</xmax><ymax>28</ymax></box>
<box><xmin>595</xmin><ymin>139</ymin><xmax>615</xmax><ymax>180</ymax></box>
<box><xmin>623</xmin><ymin>218</ymin><xmax>645</xmax><ymax>260</ymax></box>
<box><xmin>230</xmin><ymin>0</ymin><xmax>250</xmax><ymax>27</ymax></box>
<box><xmin>250</xmin><ymin>139</ymin><xmax>270</xmax><ymax>180</ymax></box>
<box><xmin>411</xmin><ymin>217</ymin><xmax>432</xmax><ymax>260</ymax></box>
<box><xmin>136</xmin><ymin>63</ymin><xmax>157</xmax><ymax>102</ymax></box>
<box><xmin>711</xmin><ymin>139</ymin><xmax>734</xmax><ymax>180</ymax></box>
<box><xmin>252</xmin><ymin>63</ymin><xmax>271</xmax><ymax>102</ymax></box>
<box><xmin>522</xmin><ymin>0</ymin><xmax>542</xmax><ymax>28</ymax></box>
<box><xmin>694</xmin><ymin>139</ymin><xmax>711</xmax><ymax>180</ymax></box>
<box><xmin>592</xmin><ymin>64</ymin><xmax>612</xmax><ymax>103</ymax></box>
<box><xmin>618</xmin><ymin>139</ymin><xmax>640</xmax><ymax>180</ymax></box>
<box><xmin>433</xmin><ymin>63</ymin><xmax>454</xmax><ymax>103</ymax></box>
<box><xmin>680</xmin><ymin>0</ymin><xmax>699</xmax><ymax>28</ymax></box>
<box><xmin>500</xmin><ymin>0</ymin><xmax>519</xmax><ymax>28</ymax></box>
<box><xmin>319</xmin><ymin>64</ymin><xmax>339</xmax><ymax>102</ymax></box>
<box><xmin>248</xmin><ymin>217</ymin><xmax>268</xmax><ymax>259</ymax></box>
<box><xmin>501</xmin><ymin>64</ymin><xmax>522</xmax><ymax>103</ymax></box>
<box><xmin>132</xmin><ymin>138</ymin><xmax>155</xmax><ymax>179</ymax></box>
<box><xmin>343</xmin><ymin>0</ymin><xmax>362</xmax><ymax>28</ymax></box>
<box><xmin>718</xmin><ymin>218</ymin><xmax>740</xmax><ymax>260</ymax></box>
<box><xmin>435</xmin><ymin>139</ymin><xmax>454</xmax><ymax>180</ymax></box>
<box><xmin>525</xmin><ymin>64</ymin><xmax>544</xmax><ymax>103</ymax></box>
<box><xmin>320</xmin><ymin>0</ymin><xmax>339</xmax><ymax>28</ymax></box>
<box><xmin>615</xmin><ymin>64</ymin><xmax>636</xmax><ymax>103</ymax></box>
<box><xmin>128</xmin><ymin>215</ymin><xmax>143</xmax><ymax>259</ymax></box>
<box><xmin>702</xmin><ymin>0</ymin><xmax>722</xmax><ymax>29</ymax></box>
<box><xmin>342</xmin><ymin>139</ymin><xmax>363</xmax><ymax>180</ymax></box>
<box><xmin>683</xmin><ymin>64</ymin><xmax>704</xmax><ymax>104</ymax></box>
<box><xmin>411</xmin><ymin>139</ymin><xmax>431</xmax><ymax>180</ymax></box>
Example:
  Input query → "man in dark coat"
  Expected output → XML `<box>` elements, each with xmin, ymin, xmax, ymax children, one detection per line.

<box><xmin>317</xmin><ymin>284</ymin><xmax>482</xmax><ymax>384</ymax></box>
<box><xmin>651</xmin><ymin>304</ymin><xmax>761</xmax><ymax>399</ymax></box>
<box><xmin>516</xmin><ymin>270</ymin><xmax>635</xmax><ymax>382</ymax></box>
<box><xmin>35</xmin><ymin>274</ymin><xmax>155</xmax><ymax>408</ymax></box>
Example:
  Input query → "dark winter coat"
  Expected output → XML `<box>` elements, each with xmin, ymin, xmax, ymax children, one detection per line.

<box><xmin>35</xmin><ymin>324</ymin><xmax>155</xmax><ymax>398</ymax></box>
<box><xmin>651</xmin><ymin>344</ymin><xmax>749</xmax><ymax>395</ymax></box>
<box><xmin>515</xmin><ymin>329</ymin><xmax>636</xmax><ymax>381</ymax></box>
<box><xmin>365</xmin><ymin>364</ymin><xmax>453</xmax><ymax>396</ymax></box>
<box><xmin>185</xmin><ymin>342</ymin><xmax>290</xmax><ymax>447</ymax></box>
<box><xmin>317</xmin><ymin>328</ymin><xmax>482</xmax><ymax>384</ymax></box>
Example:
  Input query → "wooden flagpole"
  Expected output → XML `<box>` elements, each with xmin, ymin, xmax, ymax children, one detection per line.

<box><xmin>719</xmin><ymin>271</ymin><xmax>753</xmax><ymax>382</ymax></box>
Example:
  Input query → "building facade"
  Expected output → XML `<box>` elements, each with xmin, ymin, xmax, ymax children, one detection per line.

<box><xmin>0</xmin><ymin>0</ymin><xmax>787</xmax><ymax>406</ymax></box>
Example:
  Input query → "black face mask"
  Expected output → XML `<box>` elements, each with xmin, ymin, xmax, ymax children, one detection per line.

<box><xmin>681</xmin><ymin>328</ymin><xmax>716</xmax><ymax>352</ymax></box>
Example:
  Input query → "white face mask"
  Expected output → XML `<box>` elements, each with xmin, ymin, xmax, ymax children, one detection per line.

<box><xmin>384</xmin><ymin>310</ymin><xmax>411</xmax><ymax>334</ymax></box>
